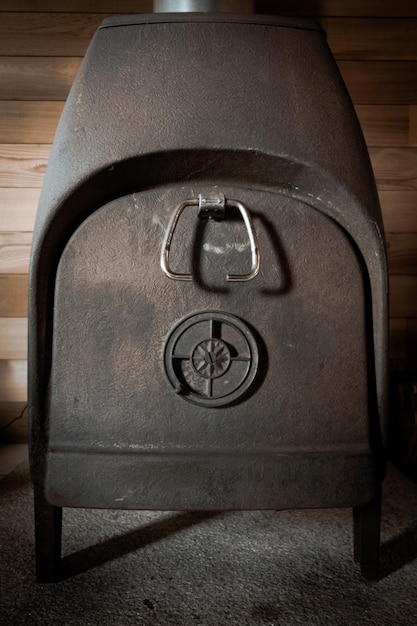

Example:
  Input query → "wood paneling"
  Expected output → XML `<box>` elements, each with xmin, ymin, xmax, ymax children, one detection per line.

<box><xmin>0</xmin><ymin>14</ymin><xmax>416</xmax><ymax>61</ymax></box>
<box><xmin>0</xmin><ymin>57</ymin><xmax>81</xmax><ymax>101</ymax></box>
<box><xmin>355</xmin><ymin>106</ymin><xmax>412</xmax><ymax>147</ymax></box>
<box><xmin>390</xmin><ymin>276</ymin><xmax>417</xmax><ymax>317</ymax></box>
<box><xmin>256</xmin><ymin>1</ymin><xmax>417</xmax><ymax>17</ymax></box>
<box><xmin>380</xmin><ymin>191</ymin><xmax>417</xmax><ymax>233</ymax></box>
<box><xmin>389</xmin><ymin>318</ymin><xmax>408</xmax><ymax>361</ymax></box>
<box><xmin>389</xmin><ymin>318</ymin><xmax>417</xmax><ymax>364</ymax></box>
<box><xmin>0</xmin><ymin>188</ymin><xmax>38</xmax><ymax>230</ymax></box>
<box><xmin>387</xmin><ymin>233</ymin><xmax>417</xmax><ymax>275</ymax></box>
<box><xmin>0</xmin><ymin>275</ymin><xmax>28</xmax><ymax>317</ymax></box>
<box><xmin>323</xmin><ymin>18</ymin><xmax>417</xmax><ymax>61</ymax></box>
<box><xmin>410</xmin><ymin>106</ymin><xmax>417</xmax><ymax>145</ymax></box>
<box><xmin>0</xmin><ymin>232</ymin><xmax>31</xmax><ymax>273</ymax></box>
<box><xmin>0</xmin><ymin>361</ymin><xmax>27</xmax><ymax>402</ymax></box>
<box><xmin>0</xmin><ymin>1</ymin><xmax>152</xmax><ymax>12</ymax></box>
<box><xmin>0</xmin><ymin>102</ymin><xmax>62</xmax><ymax>143</ymax></box>
<box><xmin>406</xmin><ymin>319</ymin><xmax>417</xmax><ymax>360</ymax></box>
<box><xmin>339</xmin><ymin>61</ymin><xmax>417</xmax><ymax>105</ymax></box>
<box><xmin>370</xmin><ymin>148</ymin><xmax>417</xmax><ymax>191</ymax></box>
<box><xmin>0</xmin><ymin>144</ymin><xmax>50</xmax><ymax>187</ymax></box>
<box><xmin>0</xmin><ymin>318</ymin><xmax>27</xmax><ymax>360</ymax></box>
<box><xmin>0</xmin><ymin>13</ymin><xmax>104</xmax><ymax>57</ymax></box>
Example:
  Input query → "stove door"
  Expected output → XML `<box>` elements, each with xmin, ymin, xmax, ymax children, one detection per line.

<box><xmin>45</xmin><ymin>184</ymin><xmax>374</xmax><ymax>510</ymax></box>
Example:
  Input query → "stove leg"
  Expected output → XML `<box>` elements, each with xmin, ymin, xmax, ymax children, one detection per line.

<box><xmin>353</xmin><ymin>484</ymin><xmax>381</xmax><ymax>581</ymax></box>
<box><xmin>33</xmin><ymin>484</ymin><xmax>62</xmax><ymax>583</ymax></box>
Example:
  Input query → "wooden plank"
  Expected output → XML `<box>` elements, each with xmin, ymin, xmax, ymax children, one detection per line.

<box><xmin>0</xmin><ymin>102</ymin><xmax>62</xmax><ymax>144</ymax></box>
<box><xmin>389</xmin><ymin>319</ymin><xmax>417</xmax><ymax>365</ymax></box>
<box><xmin>0</xmin><ymin>189</ymin><xmax>39</xmax><ymax>230</ymax></box>
<box><xmin>387</xmin><ymin>233</ymin><xmax>417</xmax><ymax>275</ymax></box>
<box><xmin>0</xmin><ymin>14</ymin><xmax>415</xmax><ymax>60</ymax></box>
<box><xmin>406</xmin><ymin>319</ymin><xmax>417</xmax><ymax>363</ymax></box>
<box><xmin>339</xmin><ymin>61</ymin><xmax>417</xmax><ymax>105</ymax></box>
<box><xmin>0</xmin><ymin>274</ymin><xmax>28</xmax><ymax>317</ymax></box>
<box><xmin>389</xmin><ymin>275</ymin><xmax>417</xmax><ymax>317</ymax></box>
<box><xmin>410</xmin><ymin>106</ymin><xmax>417</xmax><ymax>146</ymax></box>
<box><xmin>0</xmin><ymin>401</ymin><xmax>27</xmax><ymax>443</ymax></box>
<box><xmin>256</xmin><ymin>1</ymin><xmax>417</xmax><ymax>17</ymax></box>
<box><xmin>370</xmin><ymin>148</ymin><xmax>417</xmax><ymax>191</ymax></box>
<box><xmin>0</xmin><ymin>1</ymin><xmax>152</xmax><ymax>12</ymax></box>
<box><xmin>0</xmin><ymin>360</ymin><xmax>27</xmax><ymax>403</ymax></box>
<box><xmin>389</xmin><ymin>318</ymin><xmax>407</xmax><ymax>361</ymax></box>
<box><xmin>356</xmin><ymin>105</ymin><xmax>411</xmax><ymax>147</ymax></box>
<box><xmin>0</xmin><ymin>145</ymin><xmax>50</xmax><ymax>188</ymax></box>
<box><xmin>0</xmin><ymin>318</ymin><xmax>27</xmax><ymax>360</ymax></box>
<box><xmin>323</xmin><ymin>18</ymin><xmax>417</xmax><ymax>61</ymax></box>
<box><xmin>0</xmin><ymin>232</ymin><xmax>31</xmax><ymax>274</ymax></box>
<box><xmin>380</xmin><ymin>191</ymin><xmax>417</xmax><ymax>233</ymax></box>
<box><xmin>0</xmin><ymin>13</ymin><xmax>103</xmax><ymax>57</ymax></box>
<box><xmin>0</xmin><ymin>57</ymin><xmax>81</xmax><ymax>101</ymax></box>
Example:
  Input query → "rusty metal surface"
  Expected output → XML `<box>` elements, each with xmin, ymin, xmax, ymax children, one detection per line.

<box><xmin>29</xmin><ymin>15</ymin><xmax>388</xmax><ymax>512</ymax></box>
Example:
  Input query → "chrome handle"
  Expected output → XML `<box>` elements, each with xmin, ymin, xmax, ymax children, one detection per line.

<box><xmin>160</xmin><ymin>199</ymin><xmax>196</xmax><ymax>281</ymax></box>
<box><xmin>160</xmin><ymin>194</ymin><xmax>260</xmax><ymax>282</ymax></box>
<box><xmin>225</xmin><ymin>199</ymin><xmax>260</xmax><ymax>282</ymax></box>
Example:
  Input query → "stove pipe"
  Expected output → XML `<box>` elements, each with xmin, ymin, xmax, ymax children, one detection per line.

<box><xmin>153</xmin><ymin>0</ymin><xmax>254</xmax><ymax>12</ymax></box>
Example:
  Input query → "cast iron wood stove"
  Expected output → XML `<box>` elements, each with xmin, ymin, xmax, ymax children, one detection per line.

<box><xmin>28</xmin><ymin>11</ymin><xmax>388</xmax><ymax>582</ymax></box>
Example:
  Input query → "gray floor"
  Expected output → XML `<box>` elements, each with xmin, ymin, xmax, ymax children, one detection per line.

<box><xmin>2</xmin><ymin>454</ymin><xmax>417</xmax><ymax>624</ymax></box>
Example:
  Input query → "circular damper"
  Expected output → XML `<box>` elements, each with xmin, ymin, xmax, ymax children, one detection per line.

<box><xmin>164</xmin><ymin>311</ymin><xmax>259</xmax><ymax>407</ymax></box>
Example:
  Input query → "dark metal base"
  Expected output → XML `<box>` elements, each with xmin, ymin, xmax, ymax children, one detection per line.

<box><xmin>33</xmin><ymin>485</ymin><xmax>382</xmax><ymax>583</ymax></box>
<box><xmin>353</xmin><ymin>484</ymin><xmax>382</xmax><ymax>581</ymax></box>
<box><xmin>34</xmin><ymin>484</ymin><xmax>62</xmax><ymax>583</ymax></box>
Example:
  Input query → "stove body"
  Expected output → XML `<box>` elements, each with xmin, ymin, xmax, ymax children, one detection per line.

<box><xmin>29</xmin><ymin>14</ymin><xmax>388</xmax><ymax>581</ymax></box>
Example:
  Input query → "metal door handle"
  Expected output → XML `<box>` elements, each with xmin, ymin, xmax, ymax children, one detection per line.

<box><xmin>160</xmin><ymin>194</ymin><xmax>260</xmax><ymax>282</ymax></box>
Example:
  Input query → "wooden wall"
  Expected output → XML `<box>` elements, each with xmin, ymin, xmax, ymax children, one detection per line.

<box><xmin>0</xmin><ymin>0</ymin><xmax>416</xmax><ymax>441</ymax></box>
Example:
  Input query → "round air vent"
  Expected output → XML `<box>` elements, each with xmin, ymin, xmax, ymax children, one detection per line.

<box><xmin>164</xmin><ymin>311</ymin><xmax>259</xmax><ymax>407</ymax></box>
